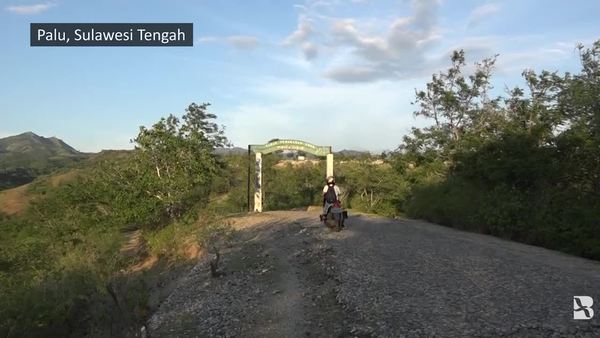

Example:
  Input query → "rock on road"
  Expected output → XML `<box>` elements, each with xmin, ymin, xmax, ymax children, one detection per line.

<box><xmin>148</xmin><ymin>211</ymin><xmax>600</xmax><ymax>337</ymax></box>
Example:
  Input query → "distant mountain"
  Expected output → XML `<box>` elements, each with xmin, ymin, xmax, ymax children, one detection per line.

<box><xmin>214</xmin><ymin>147</ymin><xmax>247</xmax><ymax>156</ymax></box>
<box><xmin>335</xmin><ymin>149</ymin><xmax>372</xmax><ymax>158</ymax></box>
<box><xmin>0</xmin><ymin>131</ymin><xmax>80</xmax><ymax>156</ymax></box>
<box><xmin>216</xmin><ymin>147</ymin><xmax>373</xmax><ymax>158</ymax></box>
<box><xmin>0</xmin><ymin>132</ymin><xmax>89</xmax><ymax>190</ymax></box>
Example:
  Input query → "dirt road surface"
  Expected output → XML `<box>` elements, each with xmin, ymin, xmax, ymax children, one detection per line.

<box><xmin>147</xmin><ymin>211</ymin><xmax>600</xmax><ymax>337</ymax></box>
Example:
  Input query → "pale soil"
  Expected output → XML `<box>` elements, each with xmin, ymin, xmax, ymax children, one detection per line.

<box><xmin>0</xmin><ymin>183</ymin><xmax>31</xmax><ymax>215</ymax></box>
<box><xmin>147</xmin><ymin>211</ymin><xmax>600</xmax><ymax>337</ymax></box>
<box><xmin>0</xmin><ymin>170</ymin><xmax>79</xmax><ymax>215</ymax></box>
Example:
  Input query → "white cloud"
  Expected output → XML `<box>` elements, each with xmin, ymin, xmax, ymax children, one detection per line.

<box><xmin>411</xmin><ymin>0</ymin><xmax>440</xmax><ymax>33</ymax></box>
<box><xmin>5</xmin><ymin>2</ymin><xmax>54</xmax><ymax>14</ymax></box>
<box><xmin>324</xmin><ymin>65</ymin><xmax>389</xmax><ymax>82</ymax></box>
<box><xmin>226</xmin><ymin>36</ymin><xmax>260</xmax><ymax>49</ymax></box>
<box><xmin>467</xmin><ymin>3</ymin><xmax>501</xmax><ymax>28</ymax></box>
<box><xmin>280</xmin><ymin>0</ymin><xmax>579</xmax><ymax>85</ymax></box>
<box><xmin>323</xmin><ymin>0</ymin><xmax>443</xmax><ymax>82</ymax></box>
<box><xmin>198</xmin><ymin>35</ymin><xmax>260</xmax><ymax>50</ymax></box>
<box><xmin>221</xmin><ymin>78</ymin><xmax>429</xmax><ymax>152</ymax></box>
<box><xmin>274</xmin><ymin>0</ymin><xmax>445</xmax><ymax>82</ymax></box>
<box><xmin>282</xmin><ymin>15</ymin><xmax>321</xmax><ymax>61</ymax></box>
<box><xmin>221</xmin><ymin>39</ymin><xmax>583</xmax><ymax>153</ymax></box>
<box><xmin>283</xmin><ymin>15</ymin><xmax>314</xmax><ymax>46</ymax></box>
<box><xmin>302</xmin><ymin>42</ymin><xmax>319</xmax><ymax>60</ymax></box>
<box><xmin>442</xmin><ymin>35</ymin><xmax>581</xmax><ymax>75</ymax></box>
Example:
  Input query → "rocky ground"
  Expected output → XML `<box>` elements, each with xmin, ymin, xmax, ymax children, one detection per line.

<box><xmin>147</xmin><ymin>211</ymin><xmax>600</xmax><ymax>337</ymax></box>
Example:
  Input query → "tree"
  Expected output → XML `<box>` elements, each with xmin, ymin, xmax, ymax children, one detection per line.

<box><xmin>555</xmin><ymin>41</ymin><xmax>600</xmax><ymax>195</ymax></box>
<box><xmin>339</xmin><ymin>161</ymin><xmax>407</xmax><ymax>216</ymax></box>
<box><xmin>396</xmin><ymin>41</ymin><xmax>600</xmax><ymax>259</ymax></box>
<box><xmin>413</xmin><ymin>50</ymin><xmax>501</xmax><ymax>144</ymax></box>
<box><xmin>132</xmin><ymin>102</ymin><xmax>229</xmax><ymax>220</ymax></box>
<box><xmin>504</xmin><ymin>69</ymin><xmax>564</xmax><ymax>142</ymax></box>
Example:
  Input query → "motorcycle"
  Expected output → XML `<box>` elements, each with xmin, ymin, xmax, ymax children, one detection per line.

<box><xmin>319</xmin><ymin>200</ymin><xmax>348</xmax><ymax>231</ymax></box>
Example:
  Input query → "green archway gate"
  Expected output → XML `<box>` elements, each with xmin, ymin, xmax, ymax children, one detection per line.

<box><xmin>247</xmin><ymin>139</ymin><xmax>333</xmax><ymax>212</ymax></box>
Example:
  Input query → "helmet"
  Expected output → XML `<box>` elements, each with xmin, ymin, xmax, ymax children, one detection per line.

<box><xmin>326</xmin><ymin>176</ymin><xmax>335</xmax><ymax>184</ymax></box>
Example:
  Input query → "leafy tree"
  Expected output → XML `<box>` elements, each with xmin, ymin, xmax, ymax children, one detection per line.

<box><xmin>396</xmin><ymin>41</ymin><xmax>600</xmax><ymax>259</ymax></box>
<box><xmin>263</xmin><ymin>159</ymin><xmax>324</xmax><ymax>211</ymax></box>
<box><xmin>131</xmin><ymin>103</ymin><xmax>229</xmax><ymax>220</ymax></box>
<box><xmin>412</xmin><ymin>50</ymin><xmax>501</xmax><ymax>148</ymax></box>
<box><xmin>555</xmin><ymin>41</ymin><xmax>600</xmax><ymax>195</ymax></box>
<box><xmin>504</xmin><ymin>69</ymin><xmax>565</xmax><ymax>143</ymax></box>
<box><xmin>338</xmin><ymin>161</ymin><xmax>407</xmax><ymax>216</ymax></box>
<box><xmin>0</xmin><ymin>102</ymin><xmax>234</xmax><ymax>335</ymax></box>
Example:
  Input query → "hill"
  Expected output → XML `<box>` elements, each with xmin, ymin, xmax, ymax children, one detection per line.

<box><xmin>218</xmin><ymin>147</ymin><xmax>374</xmax><ymax>159</ymax></box>
<box><xmin>0</xmin><ymin>131</ymin><xmax>79</xmax><ymax>156</ymax></box>
<box><xmin>214</xmin><ymin>147</ymin><xmax>247</xmax><ymax>156</ymax></box>
<box><xmin>0</xmin><ymin>132</ymin><xmax>89</xmax><ymax>190</ymax></box>
<box><xmin>335</xmin><ymin>149</ymin><xmax>372</xmax><ymax>158</ymax></box>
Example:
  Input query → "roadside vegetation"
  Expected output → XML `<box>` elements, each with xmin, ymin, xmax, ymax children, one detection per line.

<box><xmin>0</xmin><ymin>132</ymin><xmax>89</xmax><ymax>190</ymax></box>
<box><xmin>395</xmin><ymin>41</ymin><xmax>600</xmax><ymax>259</ymax></box>
<box><xmin>1</xmin><ymin>40</ymin><xmax>598</xmax><ymax>337</ymax></box>
<box><xmin>0</xmin><ymin>103</ymin><xmax>234</xmax><ymax>336</ymax></box>
<box><xmin>226</xmin><ymin>40</ymin><xmax>600</xmax><ymax>261</ymax></box>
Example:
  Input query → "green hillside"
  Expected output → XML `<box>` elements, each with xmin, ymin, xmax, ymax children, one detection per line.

<box><xmin>0</xmin><ymin>132</ymin><xmax>89</xmax><ymax>190</ymax></box>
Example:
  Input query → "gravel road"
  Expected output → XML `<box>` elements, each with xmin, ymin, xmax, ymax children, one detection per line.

<box><xmin>147</xmin><ymin>211</ymin><xmax>600</xmax><ymax>337</ymax></box>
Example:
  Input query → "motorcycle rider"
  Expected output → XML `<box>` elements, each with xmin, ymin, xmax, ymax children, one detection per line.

<box><xmin>322</xmin><ymin>176</ymin><xmax>341</xmax><ymax>213</ymax></box>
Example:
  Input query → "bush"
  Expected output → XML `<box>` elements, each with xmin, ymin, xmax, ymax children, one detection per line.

<box><xmin>0</xmin><ymin>102</ymin><xmax>233</xmax><ymax>335</ymax></box>
<box><xmin>395</xmin><ymin>41</ymin><xmax>600</xmax><ymax>261</ymax></box>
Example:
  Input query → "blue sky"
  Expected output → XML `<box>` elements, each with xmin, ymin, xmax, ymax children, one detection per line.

<box><xmin>1</xmin><ymin>0</ymin><xmax>598</xmax><ymax>152</ymax></box>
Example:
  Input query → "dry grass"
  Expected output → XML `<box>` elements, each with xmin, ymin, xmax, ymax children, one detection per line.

<box><xmin>0</xmin><ymin>169</ymin><xmax>81</xmax><ymax>216</ymax></box>
<box><xmin>128</xmin><ymin>255</ymin><xmax>160</xmax><ymax>273</ymax></box>
<box><xmin>0</xmin><ymin>183</ymin><xmax>31</xmax><ymax>215</ymax></box>
<box><xmin>48</xmin><ymin>169</ymin><xmax>80</xmax><ymax>187</ymax></box>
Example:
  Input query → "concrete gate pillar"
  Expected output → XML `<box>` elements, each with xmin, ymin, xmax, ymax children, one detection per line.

<box><xmin>326</xmin><ymin>153</ymin><xmax>334</xmax><ymax>178</ymax></box>
<box><xmin>254</xmin><ymin>152</ymin><xmax>263</xmax><ymax>212</ymax></box>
